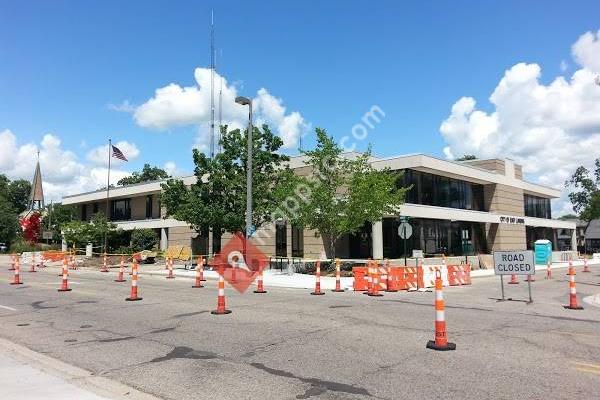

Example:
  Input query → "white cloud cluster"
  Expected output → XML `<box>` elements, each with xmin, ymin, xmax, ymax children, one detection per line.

<box><xmin>132</xmin><ymin>68</ymin><xmax>308</xmax><ymax>149</ymax></box>
<box><xmin>440</xmin><ymin>30</ymin><xmax>600</xmax><ymax>216</ymax></box>
<box><xmin>0</xmin><ymin>129</ymin><xmax>134</xmax><ymax>202</ymax></box>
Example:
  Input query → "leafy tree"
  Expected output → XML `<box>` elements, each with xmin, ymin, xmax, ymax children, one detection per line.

<box><xmin>130</xmin><ymin>228</ymin><xmax>159</xmax><ymax>252</ymax></box>
<box><xmin>42</xmin><ymin>203</ymin><xmax>77</xmax><ymax>241</ymax></box>
<box><xmin>0</xmin><ymin>174</ymin><xmax>31</xmax><ymax>213</ymax></box>
<box><xmin>118</xmin><ymin>164</ymin><xmax>170</xmax><ymax>186</ymax></box>
<box><xmin>0</xmin><ymin>198</ymin><xmax>19</xmax><ymax>245</ymax></box>
<box><xmin>456</xmin><ymin>154</ymin><xmax>477</xmax><ymax>161</ymax></box>
<box><xmin>565</xmin><ymin>158</ymin><xmax>600</xmax><ymax>222</ymax></box>
<box><xmin>161</xmin><ymin>124</ymin><xmax>291</xmax><ymax>236</ymax></box>
<box><xmin>286</xmin><ymin>128</ymin><xmax>409</xmax><ymax>258</ymax></box>
<box><xmin>20</xmin><ymin>212</ymin><xmax>41</xmax><ymax>244</ymax></box>
<box><xmin>63</xmin><ymin>214</ymin><xmax>118</xmax><ymax>250</ymax></box>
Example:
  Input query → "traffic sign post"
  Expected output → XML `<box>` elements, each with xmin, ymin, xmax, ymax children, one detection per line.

<box><xmin>493</xmin><ymin>250</ymin><xmax>534</xmax><ymax>303</ymax></box>
<box><xmin>398</xmin><ymin>221</ymin><xmax>413</xmax><ymax>266</ymax></box>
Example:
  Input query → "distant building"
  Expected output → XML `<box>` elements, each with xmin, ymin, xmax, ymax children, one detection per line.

<box><xmin>585</xmin><ymin>219</ymin><xmax>600</xmax><ymax>253</ymax></box>
<box><xmin>61</xmin><ymin>154</ymin><xmax>575</xmax><ymax>259</ymax></box>
<box><xmin>20</xmin><ymin>157</ymin><xmax>45</xmax><ymax>219</ymax></box>
<box><xmin>556</xmin><ymin>218</ymin><xmax>587</xmax><ymax>252</ymax></box>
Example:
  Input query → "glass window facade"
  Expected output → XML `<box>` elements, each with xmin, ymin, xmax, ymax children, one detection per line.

<box><xmin>524</xmin><ymin>194</ymin><xmax>551</xmax><ymax>219</ymax></box>
<box><xmin>526</xmin><ymin>226</ymin><xmax>557</xmax><ymax>250</ymax></box>
<box><xmin>400</xmin><ymin>169</ymin><xmax>485</xmax><ymax>211</ymax></box>
<box><xmin>145</xmin><ymin>195</ymin><xmax>153</xmax><ymax>219</ymax></box>
<box><xmin>111</xmin><ymin>199</ymin><xmax>131</xmax><ymax>221</ymax></box>
<box><xmin>382</xmin><ymin>217</ymin><xmax>487</xmax><ymax>257</ymax></box>
<box><xmin>291</xmin><ymin>225</ymin><xmax>304</xmax><ymax>257</ymax></box>
<box><xmin>275</xmin><ymin>221</ymin><xmax>287</xmax><ymax>257</ymax></box>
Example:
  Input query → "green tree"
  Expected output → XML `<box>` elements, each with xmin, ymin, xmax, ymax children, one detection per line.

<box><xmin>0</xmin><ymin>175</ymin><xmax>29</xmax><ymax>245</ymax></box>
<box><xmin>286</xmin><ymin>128</ymin><xmax>409</xmax><ymax>258</ymax></box>
<box><xmin>63</xmin><ymin>214</ymin><xmax>118</xmax><ymax>249</ymax></box>
<box><xmin>565</xmin><ymin>159</ymin><xmax>600</xmax><ymax>222</ymax></box>
<box><xmin>0</xmin><ymin>198</ymin><xmax>19</xmax><ymax>245</ymax></box>
<box><xmin>8</xmin><ymin>179</ymin><xmax>32</xmax><ymax>213</ymax></box>
<box><xmin>130</xmin><ymin>228</ymin><xmax>159</xmax><ymax>252</ymax></box>
<box><xmin>42</xmin><ymin>203</ymin><xmax>77</xmax><ymax>241</ymax></box>
<box><xmin>117</xmin><ymin>164</ymin><xmax>170</xmax><ymax>186</ymax></box>
<box><xmin>161</xmin><ymin>124</ymin><xmax>291</xmax><ymax>236</ymax></box>
<box><xmin>456</xmin><ymin>154</ymin><xmax>477</xmax><ymax>161</ymax></box>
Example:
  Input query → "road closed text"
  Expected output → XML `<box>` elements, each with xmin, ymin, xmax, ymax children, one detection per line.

<box><xmin>493</xmin><ymin>251</ymin><xmax>535</xmax><ymax>276</ymax></box>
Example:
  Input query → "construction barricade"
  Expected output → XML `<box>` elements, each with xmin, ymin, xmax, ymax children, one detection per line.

<box><xmin>447</xmin><ymin>264</ymin><xmax>472</xmax><ymax>286</ymax></box>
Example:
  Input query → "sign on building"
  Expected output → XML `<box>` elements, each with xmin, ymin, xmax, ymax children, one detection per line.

<box><xmin>493</xmin><ymin>250</ymin><xmax>534</xmax><ymax>275</ymax></box>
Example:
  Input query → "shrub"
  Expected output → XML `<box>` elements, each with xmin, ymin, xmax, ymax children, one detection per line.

<box><xmin>10</xmin><ymin>239</ymin><xmax>42</xmax><ymax>253</ymax></box>
<box><xmin>130</xmin><ymin>229</ymin><xmax>158</xmax><ymax>252</ymax></box>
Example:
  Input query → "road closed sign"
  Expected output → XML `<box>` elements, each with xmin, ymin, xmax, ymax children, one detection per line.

<box><xmin>493</xmin><ymin>250</ymin><xmax>535</xmax><ymax>275</ymax></box>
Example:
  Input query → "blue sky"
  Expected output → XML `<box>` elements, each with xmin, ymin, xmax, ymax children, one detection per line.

<box><xmin>1</xmin><ymin>1</ymin><xmax>600</xmax><ymax>213</ymax></box>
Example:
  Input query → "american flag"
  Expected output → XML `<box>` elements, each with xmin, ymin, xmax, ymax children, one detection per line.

<box><xmin>111</xmin><ymin>145</ymin><xmax>128</xmax><ymax>161</ymax></box>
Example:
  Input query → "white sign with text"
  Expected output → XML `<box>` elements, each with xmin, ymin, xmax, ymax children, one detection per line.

<box><xmin>493</xmin><ymin>250</ymin><xmax>535</xmax><ymax>275</ymax></box>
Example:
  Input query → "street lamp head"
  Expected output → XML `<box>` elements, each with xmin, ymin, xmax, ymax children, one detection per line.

<box><xmin>235</xmin><ymin>96</ymin><xmax>251</xmax><ymax>105</ymax></box>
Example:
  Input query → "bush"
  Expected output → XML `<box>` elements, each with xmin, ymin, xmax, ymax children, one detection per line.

<box><xmin>10</xmin><ymin>239</ymin><xmax>42</xmax><ymax>253</ymax></box>
<box><xmin>130</xmin><ymin>229</ymin><xmax>158</xmax><ymax>252</ymax></box>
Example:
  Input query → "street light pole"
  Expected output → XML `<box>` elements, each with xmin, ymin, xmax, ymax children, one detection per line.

<box><xmin>235</xmin><ymin>96</ymin><xmax>253</xmax><ymax>238</ymax></box>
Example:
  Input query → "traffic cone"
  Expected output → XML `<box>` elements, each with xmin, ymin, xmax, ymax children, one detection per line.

<box><xmin>166</xmin><ymin>257</ymin><xmax>175</xmax><ymax>279</ymax></box>
<box><xmin>125</xmin><ymin>260</ymin><xmax>142</xmax><ymax>301</ymax></box>
<box><xmin>59</xmin><ymin>257</ymin><xmax>67</xmax><ymax>276</ymax></box>
<box><xmin>40</xmin><ymin>256</ymin><xmax>44</xmax><ymax>269</ymax></box>
<box><xmin>582</xmin><ymin>258</ymin><xmax>590</xmax><ymax>273</ymax></box>
<box><xmin>211</xmin><ymin>265</ymin><xmax>231</xmax><ymax>314</ymax></box>
<box><xmin>546</xmin><ymin>261</ymin><xmax>552</xmax><ymax>279</ymax></box>
<box><xmin>310</xmin><ymin>260</ymin><xmax>325</xmax><ymax>295</ymax></box>
<box><xmin>254</xmin><ymin>268</ymin><xmax>267</xmax><ymax>294</ymax></box>
<box><xmin>332</xmin><ymin>259</ymin><xmax>344</xmax><ymax>292</ymax></box>
<box><xmin>100</xmin><ymin>253</ymin><xmax>109</xmax><ymax>272</ymax></box>
<box><xmin>10</xmin><ymin>258</ymin><xmax>22</xmax><ymax>285</ymax></box>
<box><xmin>198</xmin><ymin>256</ymin><xmax>207</xmax><ymax>281</ymax></box>
<box><xmin>29</xmin><ymin>256</ymin><xmax>36</xmax><ymax>272</ymax></box>
<box><xmin>192</xmin><ymin>256</ymin><xmax>204</xmax><ymax>288</ymax></box>
<box><xmin>524</xmin><ymin>272</ymin><xmax>536</xmax><ymax>282</ymax></box>
<box><xmin>564</xmin><ymin>264</ymin><xmax>583</xmax><ymax>310</ymax></box>
<box><xmin>508</xmin><ymin>274</ymin><xmax>519</xmax><ymax>284</ymax></box>
<box><xmin>115</xmin><ymin>256</ymin><xmax>126</xmax><ymax>282</ymax></box>
<box><xmin>426</xmin><ymin>270</ymin><xmax>456</xmax><ymax>351</ymax></box>
<box><xmin>58</xmin><ymin>258</ymin><xmax>72</xmax><ymax>292</ymax></box>
<box><xmin>368</xmin><ymin>260</ymin><xmax>384</xmax><ymax>297</ymax></box>
<box><xmin>9</xmin><ymin>253</ymin><xmax>15</xmax><ymax>271</ymax></box>
<box><xmin>69</xmin><ymin>254</ymin><xmax>77</xmax><ymax>270</ymax></box>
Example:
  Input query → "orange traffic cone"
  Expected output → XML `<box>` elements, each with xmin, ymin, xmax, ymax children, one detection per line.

<box><xmin>29</xmin><ymin>256</ymin><xmax>36</xmax><ymax>273</ymax></box>
<box><xmin>546</xmin><ymin>261</ymin><xmax>552</xmax><ymax>279</ymax></box>
<box><xmin>385</xmin><ymin>259</ymin><xmax>398</xmax><ymax>292</ymax></box>
<box><xmin>100</xmin><ymin>253</ymin><xmax>109</xmax><ymax>272</ymax></box>
<box><xmin>58</xmin><ymin>257</ymin><xmax>72</xmax><ymax>292</ymax></box>
<box><xmin>69</xmin><ymin>254</ymin><xmax>77</xmax><ymax>270</ymax></box>
<box><xmin>508</xmin><ymin>274</ymin><xmax>519</xmax><ymax>284</ymax></box>
<box><xmin>125</xmin><ymin>260</ymin><xmax>142</xmax><ymax>301</ymax></box>
<box><xmin>115</xmin><ymin>256</ymin><xmax>126</xmax><ymax>282</ymax></box>
<box><xmin>368</xmin><ymin>261</ymin><xmax>383</xmax><ymax>297</ymax></box>
<box><xmin>310</xmin><ymin>260</ymin><xmax>325</xmax><ymax>295</ymax></box>
<box><xmin>582</xmin><ymin>258</ymin><xmax>590</xmax><ymax>273</ymax></box>
<box><xmin>192</xmin><ymin>256</ymin><xmax>204</xmax><ymax>288</ymax></box>
<box><xmin>211</xmin><ymin>265</ymin><xmax>231</xmax><ymax>314</ymax></box>
<box><xmin>10</xmin><ymin>257</ymin><xmax>22</xmax><ymax>285</ymax></box>
<box><xmin>166</xmin><ymin>257</ymin><xmax>175</xmax><ymax>279</ymax></box>
<box><xmin>9</xmin><ymin>253</ymin><xmax>16</xmax><ymax>271</ymax></box>
<box><xmin>254</xmin><ymin>267</ymin><xmax>267</xmax><ymax>294</ymax></box>
<box><xmin>332</xmin><ymin>259</ymin><xmax>344</xmax><ymax>292</ymax></box>
<box><xmin>524</xmin><ymin>272</ymin><xmax>536</xmax><ymax>282</ymax></box>
<box><xmin>426</xmin><ymin>270</ymin><xmax>456</xmax><ymax>351</ymax></box>
<box><xmin>564</xmin><ymin>264</ymin><xmax>583</xmax><ymax>310</ymax></box>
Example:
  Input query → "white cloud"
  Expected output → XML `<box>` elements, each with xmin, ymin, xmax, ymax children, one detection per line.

<box><xmin>86</xmin><ymin>141</ymin><xmax>140</xmax><ymax>166</ymax></box>
<box><xmin>108</xmin><ymin>100</ymin><xmax>136</xmax><ymax>113</ymax></box>
<box><xmin>133</xmin><ymin>68</ymin><xmax>308</xmax><ymax>149</ymax></box>
<box><xmin>0</xmin><ymin>129</ymin><xmax>133</xmax><ymax>202</ymax></box>
<box><xmin>440</xmin><ymin>30</ymin><xmax>600</xmax><ymax>216</ymax></box>
<box><xmin>163</xmin><ymin>161</ymin><xmax>188</xmax><ymax>178</ymax></box>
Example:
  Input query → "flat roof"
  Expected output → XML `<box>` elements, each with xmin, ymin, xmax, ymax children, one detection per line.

<box><xmin>62</xmin><ymin>153</ymin><xmax>561</xmax><ymax>204</ymax></box>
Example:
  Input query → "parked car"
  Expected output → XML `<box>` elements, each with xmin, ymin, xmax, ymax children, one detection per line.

<box><xmin>0</xmin><ymin>243</ymin><xmax>7</xmax><ymax>253</ymax></box>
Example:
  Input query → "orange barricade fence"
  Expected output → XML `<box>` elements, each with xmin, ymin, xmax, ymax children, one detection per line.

<box><xmin>447</xmin><ymin>264</ymin><xmax>472</xmax><ymax>286</ymax></box>
<box><xmin>353</xmin><ymin>263</ymin><xmax>471</xmax><ymax>291</ymax></box>
<box><xmin>421</xmin><ymin>265</ymin><xmax>449</xmax><ymax>288</ymax></box>
<box><xmin>42</xmin><ymin>251</ymin><xmax>69</xmax><ymax>262</ymax></box>
<box><xmin>352</xmin><ymin>267</ymin><xmax>367</xmax><ymax>291</ymax></box>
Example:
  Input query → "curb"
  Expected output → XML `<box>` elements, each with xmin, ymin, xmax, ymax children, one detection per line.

<box><xmin>0</xmin><ymin>336</ymin><xmax>160</xmax><ymax>400</ymax></box>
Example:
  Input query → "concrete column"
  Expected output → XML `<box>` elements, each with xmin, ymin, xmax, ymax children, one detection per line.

<box><xmin>372</xmin><ymin>220</ymin><xmax>383</xmax><ymax>259</ymax></box>
<box><xmin>160</xmin><ymin>228</ymin><xmax>168</xmax><ymax>251</ymax></box>
<box><xmin>61</xmin><ymin>234</ymin><xmax>67</xmax><ymax>252</ymax></box>
<box><xmin>571</xmin><ymin>229</ymin><xmax>577</xmax><ymax>252</ymax></box>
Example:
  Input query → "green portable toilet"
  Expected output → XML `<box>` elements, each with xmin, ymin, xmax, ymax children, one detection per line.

<box><xmin>534</xmin><ymin>239</ymin><xmax>552</xmax><ymax>265</ymax></box>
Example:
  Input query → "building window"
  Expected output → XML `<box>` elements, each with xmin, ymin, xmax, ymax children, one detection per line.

<box><xmin>400</xmin><ymin>169</ymin><xmax>485</xmax><ymax>211</ymax></box>
<box><xmin>93</xmin><ymin>202</ymin><xmax>99</xmax><ymax>214</ymax></box>
<box><xmin>524</xmin><ymin>194</ymin><xmax>551</xmax><ymax>219</ymax></box>
<box><xmin>145</xmin><ymin>195</ymin><xmax>153</xmax><ymax>219</ymax></box>
<box><xmin>111</xmin><ymin>199</ymin><xmax>131</xmax><ymax>221</ymax></box>
<box><xmin>275</xmin><ymin>221</ymin><xmax>287</xmax><ymax>257</ymax></box>
<box><xmin>291</xmin><ymin>226</ymin><xmax>304</xmax><ymax>257</ymax></box>
<box><xmin>81</xmin><ymin>204</ymin><xmax>87</xmax><ymax>221</ymax></box>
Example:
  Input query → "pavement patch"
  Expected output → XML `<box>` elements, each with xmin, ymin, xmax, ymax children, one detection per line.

<box><xmin>150</xmin><ymin>346</ymin><xmax>218</xmax><ymax>363</ymax></box>
<box><xmin>31</xmin><ymin>301</ymin><xmax>57</xmax><ymax>310</ymax></box>
<box><xmin>97</xmin><ymin>336</ymin><xmax>135</xmax><ymax>343</ymax></box>
<box><xmin>149</xmin><ymin>327</ymin><xmax>177</xmax><ymax>334</ymax></box>
<box><xmin>171</xmin><ymin>310</ymin><xmax>209</xmax><ymax>319</ymax></box>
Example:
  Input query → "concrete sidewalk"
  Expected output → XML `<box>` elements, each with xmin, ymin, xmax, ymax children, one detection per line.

<box><xmin>0</xmin><ymin>337</ymin><xmax>159</xmax><ymax>400</ymax></box>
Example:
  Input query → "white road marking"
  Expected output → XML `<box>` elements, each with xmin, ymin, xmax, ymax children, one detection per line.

<box><xmin>583</xmin><ymin>293</ymin><xmax>600</xmax><ymax>308</ymax></box>
<box><xmin>0</xmin><ymin>305</ymin><xmax>17</xmax><ymax>311</ymax></box>
<box><xmin>40</xmin><ymin>282</ymin><xmax>82</xmax><ymax>285</ymax></box>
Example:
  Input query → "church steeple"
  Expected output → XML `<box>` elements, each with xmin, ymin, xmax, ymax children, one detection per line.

<box><xmin>29</xmin><ymin>151</ymin><xmax>44</xmax><ymax>211</ymax></box>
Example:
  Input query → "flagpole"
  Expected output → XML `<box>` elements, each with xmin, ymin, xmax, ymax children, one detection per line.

<box><xmin>104</xmin><ymin>138</ymin><xmax>111</xmax><ymax>254</ymax></box>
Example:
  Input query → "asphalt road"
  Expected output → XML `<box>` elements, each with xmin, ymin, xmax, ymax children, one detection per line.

<box><xmin>0</xmin><ymin>259</ymin><xmax>599</xmax><ymax>400</ymax></box>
